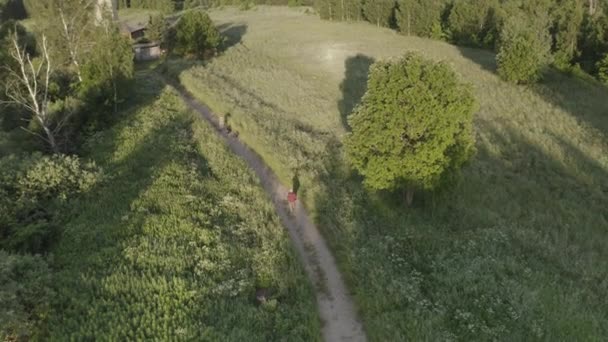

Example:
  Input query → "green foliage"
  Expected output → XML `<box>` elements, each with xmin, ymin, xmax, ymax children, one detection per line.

<box><xmin>173</xmin><ymin>9</ymin><xmax>222</xmax><ymax>58</ymax></box>
<box><xmin>0</xmin><ymin>153</ymin><xmax>101</xmax><ymax>253</ymax></box>
<box><xmin>0</xmin><ymin>252</ymin><xmax>51</xmax><ymax>341</ymax></box>
<box><xmin>598</xmin><ymin>53</ymin><xmax>608</xmax><ymax>84</ymax></box>
<box><xmin>146</xmin><ymin>13</ymin><xmax>166</xmax><ymax>42</ymax></box>
<box><xmin>396</xmin><ymin>0</ymin><xmax>445</xmax><ymax>38</ymax></box>
<box><xmin>0</xmin><ymin>0</ymin><xmax>26</xmax><ymax>21</ymax></box>
<box><xmin>345</xmin><ymin>53</ymin><xmax>476</xmax><ymax>196</ymax></box>
<box><xmin>45</xmin><ymin>74</ymin><xmax>320</xmax><ymax>340</ymax></box>
<box><xmin>362</xmin><ymin>0</ymin><xmax>395</xmax><ymax>27</ymax></box>
<box><xmin>447</xmin><ymin>0</ymin><xmax>499</xmax><ymax>48</ymax></box>
<box><xmin>80</xmin><ymin>26</ymin><xmax>134</xmax><ymax>112</ymax></box>
<box><xmin>23</xmin><ymin>0</ymin><xmax>97</xmax><ymax>71</ymax></box>
<box><xmin>314</xmin><ymin>0</ymin><xmax>364</xmax><ymax>21</ymax></box>
<box><xmin>179</xmin><ymin>8</ymin><xmax>608</xmax><ymax>340</ymax></box>
<box><xmin>550</xmin><ymin>0</ymin><xmax>584</xmax><ymax>68</ymax></box>
<box><xmin>578</xmin><ymin>10</ymin><xmax>608</xmax><ymax>72</ymax></box>
<box><xmin>497</xmin><ymin>13</ymin><xmax>552</xmax><ymax>84</ymax></box>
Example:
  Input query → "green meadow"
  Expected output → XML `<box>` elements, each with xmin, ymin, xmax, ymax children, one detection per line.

<box><xmin>43</xmin><ymin>69</ymin><xmax>321</xmax><ymax>341</ymax></box>
<box><xmin>170</xmin><ymin>6</ymin><xmax>608</xmax><ymax>340</ymax></box>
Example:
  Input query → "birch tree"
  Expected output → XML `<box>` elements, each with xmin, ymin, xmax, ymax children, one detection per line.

<box><xmin>3</xmin><ymin>33</ymin><xmax>64</xmax><ymax>152</ymax></box>
<box><xmin>24</xmin><ymin>0</ymin><xmax>97</xmax><ymax>82</ymax></box>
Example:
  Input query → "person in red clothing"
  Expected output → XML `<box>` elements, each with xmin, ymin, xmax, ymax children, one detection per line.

<box><xmin>287</xmin><ymin>189</ymin><xmax>297</xmax><ymax>213</ymax></box>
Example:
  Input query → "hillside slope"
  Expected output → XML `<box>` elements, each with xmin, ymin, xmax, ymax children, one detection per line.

<box><xmin>172</xmin><ymin>7</ymin><xmax>608</xmax><ymax>340</ymax></box>
<box><xmin>44</xmin><ymin>70</ymin><xmax>321</xmax><ymax>341</ymax></box>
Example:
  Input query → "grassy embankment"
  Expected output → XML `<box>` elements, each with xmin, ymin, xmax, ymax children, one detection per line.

<box><xmin>170</xmin><ymin>6</ymin><xmax>608</xmax><ymax>340</ymax></box>
<box><xmin>43</xmin><ymin>68</ymin><xmax>321</xmax><ymax>340</ymax></box>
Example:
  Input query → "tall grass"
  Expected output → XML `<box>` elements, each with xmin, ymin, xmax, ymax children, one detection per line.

<box><xmin>43</xmin><ymin>69</ymin><xmax>321</xmax><ymax>341</ymax></box>
<box><xmin>174</xmin><ymin>6</ymin><xmax>608</xmax><ymax>340</ymax></box>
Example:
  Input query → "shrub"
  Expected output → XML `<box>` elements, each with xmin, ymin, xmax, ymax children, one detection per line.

<box><xmin>496</xmin><ymin>13</ymin><xmax>552</xmax><ymax>84</ymax></box>
<box><xmin>173</xmin><ymin>9</ymin><xmax>222</xmax><ymax>58</ymax></box>
<box><xmin>0</xmin><ymin>252</ymin><xmax>51</xmax><ymax>341</ymax></box>
<box><xmin>0</xmin><ymin>153</ymin><xmax>101</xmax><ymax>252</ymax></box>
<box><xmin>344</xmin><ymin>53</ymin><xmax>477</xmax><ymax>206</ymax></box>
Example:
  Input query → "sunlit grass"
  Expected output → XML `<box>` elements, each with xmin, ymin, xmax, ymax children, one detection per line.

<box><xmin>44</xmin><ymin>69</ymin><xmax>321</xmax><ymax>341</ymax></box>
<box><xmin>172</xmin><ymin>6</ymin><xmax>608</xmax><ymax>340</ymax></box>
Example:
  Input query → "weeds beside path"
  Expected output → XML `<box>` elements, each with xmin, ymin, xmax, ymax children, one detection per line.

<box><xmin>171</xmin><ymin>80</ymin><xmax>367</xmax><ymax>342</ymax></box>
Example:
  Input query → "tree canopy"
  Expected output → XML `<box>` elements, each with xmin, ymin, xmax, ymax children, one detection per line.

<box><xmin>496</xmin><ymin>12</ymin><xmax>552</xmax><ymax>84</ymax></box>
<box><xmin>345</xmin><ymin>53</ymin><xmax>477</xmax><ymax>205</ymax></box>
<box><xmin>173</xmin><ymin>9</ymin><xmax>222</xmax><ymax>58</ymax></box>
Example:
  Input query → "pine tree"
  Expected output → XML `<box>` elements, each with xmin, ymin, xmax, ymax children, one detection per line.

<box><xmin>345</xmin><ymin>53</ymin><xmax>477</xmax><ymax>206</ymax></box>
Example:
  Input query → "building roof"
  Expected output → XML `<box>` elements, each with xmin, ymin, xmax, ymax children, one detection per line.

<box><xmin>119</xmin><ymin>22</ymin><xmax>147</xmax><ymax>34</ymax></box>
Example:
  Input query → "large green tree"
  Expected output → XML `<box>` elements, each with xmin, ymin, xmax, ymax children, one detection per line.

<box><xmin>345</xmin><ymin>53</ymin><xmax>477</xmax><ymax>205</ymax></box>
<box><xmin>173</xmin><ymin>9</ymin><xmax>221</xmax><ymax>58</ymax></box>
<box><xmin>497</xmin><ymin>12</ymin><xmax>552</xmax><ymax>83</ymax></box>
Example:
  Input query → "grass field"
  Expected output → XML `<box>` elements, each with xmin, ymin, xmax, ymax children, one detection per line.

<box><xmin>170</xmin><ymin>6</ymin><xmax>608</xmax><ymax>340</ymax></box>
<box><xmin>42</xmin><ymin>68</ymin><xmax>321</xmax><ymax>340</ymax></box>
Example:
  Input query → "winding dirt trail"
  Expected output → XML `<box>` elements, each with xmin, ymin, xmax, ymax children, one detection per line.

<box><xmin>173</xmin><ymin>83</ymin><xmax>366</xmax><ymax>341</ymax></box>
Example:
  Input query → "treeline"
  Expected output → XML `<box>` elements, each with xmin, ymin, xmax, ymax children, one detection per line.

<box><xmin>314</xmin><ymin>0</ymin><xmax>608</xmax><ymax>82</ymax></box>
<box><xmin>117</xmin><ymin>0</ymin><xmax>314</xmax><ymax>11</ymax></box>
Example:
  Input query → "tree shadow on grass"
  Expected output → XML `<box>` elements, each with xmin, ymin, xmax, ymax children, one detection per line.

<box><xmin>457</xmin><ymin>44</ymin><xmax>608</xmax><ymax>136</ymax></box>
<box><xmin>217</xmin><ymin>23</ymin><xmax>248</xmax><ymax>52</ymax></box>
<box><xmin>457</xmin><ymin>45</ymin><xmax>497</xmax><ymax>73</ymax></box>
<box><xmin>532</xmin><ymin>70</ymin><xmax>608</xmax><ymax>135</ymax></box>
<box><xmin>312</xmin><ymin>107</ymin><xmax>608</xmax><ymax>339</ymax></box>
<box><xmin>338</xmin><ymin>54</ymin><xmax>375</xmax><ymax>131</ymax></box>
<box><xmin>46</xmin><ymin>71</ymin><xmax>215</xmax><ymax>337</ymax></box>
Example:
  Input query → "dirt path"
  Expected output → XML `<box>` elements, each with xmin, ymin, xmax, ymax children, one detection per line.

<box><xmin>173</xmin><ymin>83</ymin><xmax>366</xmax><ymax>341</ymax></box>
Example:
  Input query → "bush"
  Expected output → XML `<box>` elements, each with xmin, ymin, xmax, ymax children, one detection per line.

<box><xmin>496</xmin><ymin>13</ymin><xmax>552</xmax><ymax>84</ymax></box>
<box><xmin>0</xmin><ymin>252</ymin><xmax>51</xmax><ymax>341</ymax></box>
<box><xmin>0</xmin><ymin>153</ymin><xmax>101</xmax><ymax>253</ymax></box>
<box><xmin>173</xmin><ymin>9</ymin><xmax>222</xmax><ymax>58</ymax></box>
<box><xmin>598</xmin><ymin>53</ymin><xmax>608</xmax><ymax>84</ymax></box>
<box><xmin>345</xmin><ymin>53</ymin><xmax>477</xmax><ymax>205</ymax></box>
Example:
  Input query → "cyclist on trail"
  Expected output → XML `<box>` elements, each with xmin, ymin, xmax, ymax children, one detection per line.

<box><xmin>287</xmin><ymin>189</ymin><xmax>297</xmax><ymax>213</ymax></box>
